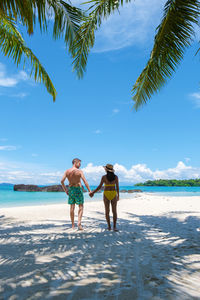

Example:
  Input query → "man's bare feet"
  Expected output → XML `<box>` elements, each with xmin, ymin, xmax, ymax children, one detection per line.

<box><xmin>107</xmin><ymin>226</ymin><xmax>111</xmax><ymax>231</ymax></box>
<box><xmin>78</xmin><ymin>224</ymin><xmax>84</xmax><ymax>230</ymax></box>
<box><xmin>113</xmin><ymin>228</ymin><xmax>119</xmax><ymax>232</ymax></box>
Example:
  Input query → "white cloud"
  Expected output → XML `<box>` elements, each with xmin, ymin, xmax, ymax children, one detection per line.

<box><xmin>94</xmin><ymin>129</ymin><xmax>102</xmax><ymax>134</ymax></box>
<box><xmin>17</xmin><ymin>71</ymin><xmax>29</xmax><ymax>81</ymax></box>
<box><xmin>0</xmin><ymin>160</ymin><xmax>61</xmax><ymax>184</ymax></box>
<box><xmin>0</xmin><ymin>63</ymin><xmax>18</xmax><ymax>87</ymax></box>
<box><xmin>82</xmin><ymin>161</ymin><xmax>200</xmax><ymax>184</ymax></box>
<box><xmin>1</xmin><ymin>160</ymin><xmax>200</xmax><ymax>185</ymax></box>
<box><xmin>92</xmin><ymin>0</ymin><xmax>166</xmax><ymax>52</ymax></box>
<box><xmin>112</xmin><ymin>108</ymin><xmax>120</xmax><ymax>114</ymax></box>
<box><xmin>190</xmin><ymin>92</ymin><xmax>200</xmax><ymax>99</ymax></box>
<box><xmin>11</xmin><ymin>92</ymin><xmax>28</xmax><ymax>98</ymax></box>
<box><xmin>0</xmin><ymin>63</ymin><xmax>29</xmax><ymax>88</ymax></box>
<box><xmin>189</xmin><ymin>92</ymin><xmax>200</xmax><ymax>108</ymax></box>
<box><xmin>184</xmin><ymin>157</ymin><xmax>191</xmax><ymax>163</ymax></box>
<box><xmin>0</xmin><ymin>145</ymin><xmax>18</xmax><ymax>151</ymax></box>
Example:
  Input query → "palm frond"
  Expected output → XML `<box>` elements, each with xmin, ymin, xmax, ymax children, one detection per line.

<box><xmin>70</xmin><ymin>0</ymin><xmax>131</xmax><ymax>78</ymax></box>
<box><xmin>0</xmin><ymin>0</ymin><xmax>38</xmax><ymax>34</ymax></box>
<box><xmin>132</xmin><ymin>0</ymin><xmax>200</xmax><ymax>110</ymax></box>
<box><xmin>0</xmin><ymin>16</ymin><xmax>57</xmax><ymax>101</ymax></box>
<box><xmin>49</xmin><ymin>0</ymin><xmax>84</xmax><ymax>49</ymax></box>
<box><xmin>0</xmin><ymin>0</ymin><xmax>83</xmax><ymax>47</ymax></box>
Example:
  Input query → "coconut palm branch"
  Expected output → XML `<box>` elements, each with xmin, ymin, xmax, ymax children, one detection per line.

<box><xmin>70</xmin><ymin>0</ymin><xmax>131</xmax><ymax>78</ymax></box>
<box><xmin>132</xmin><ymin>0</ymin><xmax>200</xmax><ymax>110</ymax></box>
<box><xmin>0</xmin><ymin>0</ymin><xmax>83</xmax><ymax>40</ymax></box>
<box><xmin>0</xmin><ymin>0</ymin><xmax>84</xmax><ymax>100</ymax></box>
<box><xmin>0</xmin><ymin>16</ymin><xmax>57</xmax><ymax>101</ymax></box>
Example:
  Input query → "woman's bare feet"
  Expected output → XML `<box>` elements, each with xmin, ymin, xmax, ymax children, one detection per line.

<box><xmin>78</xmin><ymin>224</ymin><xmax>84</xmax><ymax>230</ymax></box>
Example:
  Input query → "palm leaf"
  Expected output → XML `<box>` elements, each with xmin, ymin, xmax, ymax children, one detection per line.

<box><xmin>0</xmin><ymin>0</ymin><xmax>83</xmax><ymax>46</ymax></box>
<box><xmin>132</xmin><ymin>0</ymin><xmax>200</xmax><ymax>110</ymax></box>
<box><xmin>0</xmin><ymin>16</ymin><xmax>57</xmax><ymax>101</ymax></box>
<box><xmin>0</xmin><ymin>0</ymin><xmax>38</xmax><ymax>34</ymax></box>
<box><xmin>50</xmin><ymin>0</ymin><xmax>84</xmax><ymax>49</ymax></box>
<box><xmin>0</xmin><ymin>1</ymin><xmax>84</xmax><ymax>101</ymax></box>
<box><xmin>70</xmin><ymin>0</ymin><xmax>131</xmax><ymax>78</ymax></box>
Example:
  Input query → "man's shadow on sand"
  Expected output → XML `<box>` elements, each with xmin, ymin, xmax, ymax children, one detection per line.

<box><xmin>0</xmin><ymin>211</ymin><xmax>200</xmax><ymax>299</ymax></box>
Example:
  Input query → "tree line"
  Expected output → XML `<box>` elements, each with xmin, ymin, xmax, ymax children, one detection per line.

<box><xmin>135</xmin><ymin>179</ymin><xmax>200</xmax><ymax>187</ymax></box>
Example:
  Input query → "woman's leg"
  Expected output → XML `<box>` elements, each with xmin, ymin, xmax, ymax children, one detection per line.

<box><xmin>111</xmin><ymin>198</ymin><xmax>118</xmax><ymax>231</ymax></box>
<box><xmin>103</xmin><ymin>196</ymin><xmax>111</xmax><ymax>230</ymax></box>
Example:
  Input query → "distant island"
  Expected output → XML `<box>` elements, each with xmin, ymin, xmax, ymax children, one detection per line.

<box><xmin>0</xmin><ymin>183</ymin><xmax>13</xmax><ymax>187</ymax></box>
<box><xmin>135</xmin><ymin>179</ymin><xmax>200</xmax><ymax>187</ymax></box>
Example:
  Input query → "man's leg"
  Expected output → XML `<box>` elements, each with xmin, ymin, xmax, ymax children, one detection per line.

<box><xmin>70</xmin><ymin>204</ymin><xmax>75</xmax><ymax>229</ymax></box>
<box><xmin>111</xmin><ymin>198</ymin><xmax>118</xmax><ymax>231</ymax></box>
<box><xmin>104</xmin><ymin>197</ymin><xmax>111</xmax><ymax>230</ymax></box>
<box><xmin>78</xmin><ymin>204</ymin><xmax>84</xmax><ymax>230</ymax></box>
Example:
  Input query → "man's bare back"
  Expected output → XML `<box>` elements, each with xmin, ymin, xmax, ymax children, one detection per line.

<box><xmin>61</xmin><ymin>166</ymin><xmax>90</xmax><ymax>192</ymax></box>
<box><xmin>61</xmin><ymin>158</ymin><xmax>91</xmax><ymax>230</ymax></box>
<box><xmin>65</xmin><ymin>167</ymin><xmax>82</xmax><ymax>187</ymax></box>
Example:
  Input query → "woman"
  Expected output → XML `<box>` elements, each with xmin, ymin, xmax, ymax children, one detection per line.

<box><xmin>90</xmin><ymin>164</ymin><xmax>119</xmax><ymax>231</ymax></box>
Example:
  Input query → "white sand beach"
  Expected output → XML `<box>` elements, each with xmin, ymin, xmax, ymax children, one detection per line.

<box><xmin>1</xmin><ymin>193</ymin><xmax>200</xmax><ymax>299</ymax></box>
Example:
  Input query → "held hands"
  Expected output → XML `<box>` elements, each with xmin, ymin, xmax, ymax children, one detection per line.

<box><xmin>89</xmin><ymin>191</ymin><xmax>94</xmax><ymax>198</ymax></box>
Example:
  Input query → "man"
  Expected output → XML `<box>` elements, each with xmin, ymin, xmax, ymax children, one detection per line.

<box><xmin>61</xmin><ymin>158</ymin><xmax>91</xmax><ymax>230</ymax></box>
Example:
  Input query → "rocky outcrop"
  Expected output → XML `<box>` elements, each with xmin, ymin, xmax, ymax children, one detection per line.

<box><xmin>120</xmin><ymin>189</ymin><xmax>143</xmax><ymax>193</ymax></box>
<box><xmin>14</xmin><ymin>184</ymin><xmax>42</xmax><ymax>192</ymax></box>
<box><xmin>14</xmin><ymin>185</ymin><xmax>142</xmax><ymax>193</ymax></box>
<box><xmin>127</xmin><ymin>189</ymin><xmax>142</xmax><ymax>193</ymax></box>
<box><xmin>14</xmin><ymin>184</ymin><xmax>88</xmax><ymax>192</ymax></box>
<box><xmin>40</xmin><ymin>185</ymin><xmax>65</xmax><ymax>192</ymax></box>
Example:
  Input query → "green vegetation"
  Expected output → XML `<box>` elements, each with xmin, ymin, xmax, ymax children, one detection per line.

<box><xmin>135</xmin><ymin>179</ymin><xmax>200</xmax><ymax>187</ymax></box>
<box><xmin>2</xmin><ymin>0</ymin><xmax>200</xmax><ymax>106</ymax></box>
<box><xmin>0</xmin><ymin>0</ymin><xmax>83</xmax><ymax>101</ymax></box>
<box><xmin>71</xmin><ymin>0</ymin><xmax>200</xmax><ymax>110</ymax></box>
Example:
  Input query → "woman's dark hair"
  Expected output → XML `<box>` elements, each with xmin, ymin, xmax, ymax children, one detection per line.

<box><xmin>106</xmin><ymin>171</ymin><xmax>116</xmax><ymax>182</ymax></box>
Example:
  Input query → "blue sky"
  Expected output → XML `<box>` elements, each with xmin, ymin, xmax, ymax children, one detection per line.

<box><xmin>1</xmin><ymin>0</ymin><xmax>200</xmax><ymax>184</ymax></box>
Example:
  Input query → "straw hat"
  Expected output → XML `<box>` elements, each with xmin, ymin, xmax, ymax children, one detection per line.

<box><xmin>103</xmin><ymin>164</ymin><xmax>115</xmax><ymax>172</ymax></box>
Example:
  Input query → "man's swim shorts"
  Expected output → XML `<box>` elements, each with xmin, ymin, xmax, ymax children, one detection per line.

<box><xmin>68</xmin><ymin>186</ymin><xmax>84</xmax><ymax>205</ymax></box>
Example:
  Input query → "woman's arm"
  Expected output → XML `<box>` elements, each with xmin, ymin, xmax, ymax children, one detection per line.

<box><xmin>91</xmin><ymin>177</ymin><xmax>104</xmax><ymax>195</ymax></box>
<box><xmin>116</xmin><ymin>176</ymin><xmax>119</xmax><ymax>200</ymax></box>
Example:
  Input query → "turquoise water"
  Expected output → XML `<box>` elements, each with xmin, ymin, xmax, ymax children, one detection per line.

<box><xmin>0</xmin><ymin>185</ymin><xmax>200</xmax><ymax>208</ymax></box>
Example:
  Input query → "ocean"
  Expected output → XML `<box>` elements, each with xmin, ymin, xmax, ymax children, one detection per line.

<box><xmin>0</xmin><ymin>185</ymin><xmax>200</xmax><ymax>208</ymax></box>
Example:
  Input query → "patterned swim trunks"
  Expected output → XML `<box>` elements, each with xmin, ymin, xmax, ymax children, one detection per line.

<box><xmin>68</xmin><ymin>186</ymin><xmax>84</xmax><ymax>205</ymax></box>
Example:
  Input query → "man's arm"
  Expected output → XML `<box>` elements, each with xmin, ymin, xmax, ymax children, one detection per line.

<box><xmin>116</xmin><ymin>176</ymin><xmax>119</xmax><ymax>200</ymax></box>
<box><xmin>91</xmin><ymin>177</ymin><xmax>104</xmax><ymax>194</ymax></box>
<box><xmin>61</xmin><ymin>171</ymin><xmax>68</xmax><ymax>195</ymax></box>
<box><xmin>80</xmin><ymin>171</ymin><xmax>91</xmax><ymax>193</ymax></box>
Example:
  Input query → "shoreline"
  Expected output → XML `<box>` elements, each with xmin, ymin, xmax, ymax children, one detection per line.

<box><xmin>1</xmin><ymin>191</ymin><xmax>200</xmax><ymax>210</ymax></box>
<box><xmin>1</xmin><ymin>192</ymin><xmax>200</xmax><ymax>213</ymax></box>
